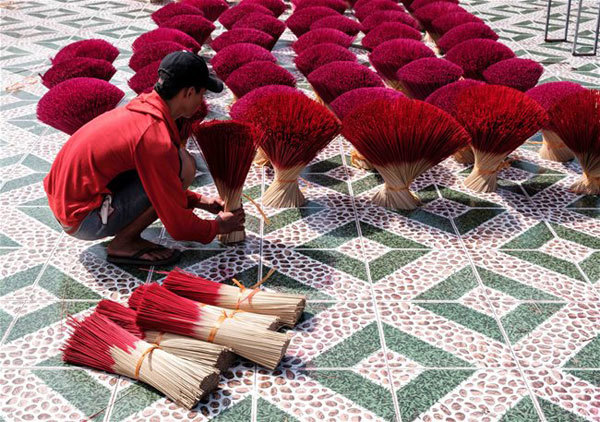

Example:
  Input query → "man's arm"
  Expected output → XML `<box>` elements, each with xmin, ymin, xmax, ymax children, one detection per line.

<box><xmin>134</xmin><ymin>123</ymin><xmax>219</xmax><ymax>243</ymax></box>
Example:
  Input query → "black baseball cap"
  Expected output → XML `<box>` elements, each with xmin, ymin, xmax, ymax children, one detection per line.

<box><xmin>156</xmin><ymin>50</ymin><xmax>223</xmax><ymax>93</ymax></box>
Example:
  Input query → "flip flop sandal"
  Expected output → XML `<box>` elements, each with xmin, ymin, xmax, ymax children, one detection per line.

<box><xmin>107</xmin><ymin>246</ymin><xmax>182</xmax><ymax>266</ymax></box>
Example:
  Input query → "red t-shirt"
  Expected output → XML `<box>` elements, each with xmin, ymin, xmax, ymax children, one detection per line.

<box><xmin>44</xmin><ymin>91</ymin><xmax>218</xmax><ymax>243</ymax></box>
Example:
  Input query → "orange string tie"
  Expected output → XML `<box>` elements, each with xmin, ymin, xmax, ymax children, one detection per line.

<box><xmin>232</xmin><ymin>267</ymin><xmax>277</xmax><ymax>309</ymax></box>
<box><xmin>134</xmin><ymin>345</ymin><xmax>160</xmax><ymax>379</ymax></box>
<box><xmin>350</xmin><ymin>149</ymin><xmax>367</xmax><ymax>167</ymax></box>
<box><xmin>242</xmin><ymin>193</ymin><xmax>270</xmax><ymax>225</ymax></box>
<box><xmin>386</xmin><ymin>184</ymin><xmax>410</xmax><ymax>192</ymax></box>
<box><xmin>154</xmin><ymin>332</ymin><xmax>165</xmax><ymax>346</ymax></box>
<box><xmin>207</xmin><ymin>311</ymin><xmax>228</xmax><ymax>343</ymax></box>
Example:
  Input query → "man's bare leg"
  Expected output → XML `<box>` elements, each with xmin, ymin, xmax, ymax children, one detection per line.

<box><xmin>107</xmin><ymin>148</ymin><xmax>197</xmax><ymax>261</ymax></box>
<box><xmin>106</xmin><ymin>206</ymin><xmax>175</xmax><ymax>261</ymax></box>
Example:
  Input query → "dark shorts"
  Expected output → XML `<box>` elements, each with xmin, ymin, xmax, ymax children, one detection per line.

<box><xmin>70</xmin><ymin>171</ymin><xmax>151</xmax><ymax>241</ymax></box>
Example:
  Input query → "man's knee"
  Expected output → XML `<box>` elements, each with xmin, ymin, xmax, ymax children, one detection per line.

<box><xmin>179</xmin><ymin>148</ymin><xmax>196</xmax><ymax>189</ymax></box>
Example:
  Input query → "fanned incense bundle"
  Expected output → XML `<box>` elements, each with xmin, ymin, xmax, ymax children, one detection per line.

<box><xmin>483</xmin><ymin>58</ymin><xmax>543</xmax><ymax>92</ymax></box>
<box><xmin>51</xmin><ymin>39</ymin><xmax>119</xmax><ymax>65</ymax></box>
<box><xmin>425</xmin><ymin>78</ymin><xmax>484</xmax><ymax>163</ymax></box>
<box><xmin>243</xmin><ymin>0</ymin><xmax>287</xmax><ymax>17</ymax></box>
<box><xmin>132</xmin><ymin>28</ymin><xmax>201</xmax><ymax>53</ymax></box>
<box><xmin>41</xmin><ymin>58</ymin><xmax>116</xmax><ymax>88</ymax></box>
<box><xmin>232</xmin><ymin>13</ymin><xmax>287</xmax><ymax>40</ymax></box>
<box><xmin>211</xmin><ymin>28</ymin><xmax>276</xmax><ymax>52</ymax></box>
<box><xmin>286</xmin><ymin>7</ymin><xmax>340</xmax><ymax>37</ymax></box>
<box><xmin>429</xmin><ymin>12</ymin><xmax>483</xmax><ymax>37</ymax></box>
<box><xmin>295</xmin><ymin>0</ymin><xmax>347</xmax><ymax>13</ymax></box>
<box><xmin>241</xmin><ymin>92</ymin><xmax>341</xmax><ymax>207</ymax></box>
<box><xmin>63</xmin><ymin>312</ymin><xmax>220</xmax><ymax>409</ymax></box>
<box><xmin>342</xmin><ymin>97</ymin><xmax>470</xmax><ymax>209</ymax></box>
<box><xmin>361</xmin><ymin>22</ymin><xmax>422</xmax><ymax>51</ymax></box>
<box><xmin>37</xmin><ymin>78</ymin><xmax>124</xmax><ymax>135</ymax></box>
<box><xmin>96</xmin><ymin>299</ymin><xmax>235</xmax><ymax>371</ymax></box>
<box><xmin>211</xmin><ymin>43</ymin><xmax>277</xmax><ymax>81</ymax></box>
<box><xmin>177</xmin><ymin>101</ymin><xmax>209</xmax><ymax>142</ymax></box>
<box><xmin>454</xmin><ymin>85</ymin><xmax>547</xmax><ymax>192</ymax></box>
<box><xmin>361</xmin><ymin>11</ymin><xmax>421</xmax><ymax>33</ymax></box>
<box><xmin>311</xmin><ymin>15</ymin><xmax>361</xmax><ymax>36</ymax></box>
<box><xmin>369</xmin><ymin>39</ymin><xmax>434</xmax><ymax>88</ymax></box>
<box><xmin>128</xmin><ymin>60</ymin><xmax>160</xmax><ymax>94</ymax></box>
<box><xmin>445</xmin><ymin>39</ymin><xmax>515</xmax><ymax>80</ymax></box>
<box><xmin>136</xmin><ymin>284</ymin><xmax>291</xmax><ymax>369</ymax></box>
<box><xmin>526</xmin><ymin>81</ymin><xmax>585</xmax><ymax>162</ymax></box>
<box><xmin>226</xmin><ymin>61</ymin><xmax>296</xmax><ymax>98</ymax></box>
<box><xmin>129</xmin><ymin>41</ymin><xmax>189</xmax><ymax>72</ymax></box>
<box><xmin>355</xmin><ymin>0</ymin><xmax>405</xmax><ymax>22</ymax></box>
<box><xmin>294</xmin><ymin>43</ymin><xmax>357</xmax><ymax>76</ymax></box>
<box><xmin>151</xmin><ymin>3</ymin><xmax>204</xmax><ymax>26</ymax></box>
<box><xmin>412</xmin><ymin>2</ymin><xmax>465</xmax><ymax>31</ymax></box>
<box><xmin>159</xmin><ymin>15</ymin><xmax>216</xmax><ymax>45</ymax></box>
<box><xmin>330</xmin><ymin>87</ymin><xmax>404</xmax><ymax>170</ymax></box>
<box><xmin>182</xmin><ymin>0</ymin><xmax>229</xmax><ymax>21</ymax></box>
<box><xmin>163</xmin><ymin>268</ymin><xmax>306</xmax><ymax>326</ymax></box>
<box><xmin>547</xmin><ymin>89</ymin><xmax>600</xmax><ymax>194</ymax></box>
<box><xmin>292</xmin><ymin>28</ymin><xmax>354</xmax><ymax>54</ymax></box>
<box><xmin>409</xmin><ymin>0</ymin><xmax>458</xmax><ymax>11</ymax></box>
<box><xmin>307</xmin><ymin>61</ymin><xmax>384</xmax><ymax>104</ymax></box>
<box><xmin>192</xmin><ymin>120</ymin><xmax>258</xmax><ymax>244</ymax></box>
<box><xmin>437</xmin><ymin>22</ymin><xmax>498</xmax><ymax>53</ymax></box>
<box><xmin>395</xmin><ymin>57</ymin><xmax>463</xmax><ymax>100</ymax></box>
<box><xmin>219</xmin><ymin>3</ymin><xmax>274</xmax><ymax>29</ymax></box>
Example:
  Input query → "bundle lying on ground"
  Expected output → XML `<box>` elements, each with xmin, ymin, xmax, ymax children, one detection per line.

<box><xmin>361</xmin><ymin>22</ymin><xmax>422</xmax><ymax>50</ymax></box>
<box><xmin>192</xmin><ymin>120</ymin><xmax>258</xmax><ymax>244</ymax></box>
<box><xmin>292</xmin><ymin>28</ymin><xmax>355</xmax><ymax>54</ymax></box>
<box><xmin>96</xmin><ymin>299</ymin><xmax>235</xmax><ymax>371</ymax></box>
<box><xmin>342</xmin><ymin>97</ymin><xmax>470</xmax><ymax>209</ymax></box>
<box><xmin>547</xmin><ymin>89</ymin><xmax>600</xmax><ymax>193</ymax></box>
<box><xmin>132</xmin><ymin>28</ymin><xmax>201</xmax><ymax>53</ymax></box>
<box><xmin>136</xmin><ymin>284</ymin><xmax>291</xmax><ymax>369</ymax></box>
<box><xmin>129</xmin><ymin>41</ymin><xmax>190</xmax><ymax>72</ymax></box>
<box><xmin>240</xmin><ymin>92</ymin><xmax>341</xmax><ymax>207</ymax></box>
<box><xmin>429</xmin><ymin>12</ymin><xmax>483</xmax><ymax>38</ymax></box>
<box><xmin>37</xmin><ymin>78</ymin><xmax>124</xmax><ymax>135</ymax></box>
<box><xmin>41</xmin><ymin>57</ymin><xmax>116</xmax><ymax>88</ymax></box>
<box><xmin>369</xmin><ymin>39</ymin><xmax>435</xmax><ymax>89</ymax></box>
<box><xmin>211</xmin><ymin>43</ymin><xmax>277</xmax><ymax>81</ymax></box>
<box><xmin>425</xmin><ymin>78</ymin><xmax>484</xmax><ymax>163</ymax></box>
<box><xmin>151</xmin><ymin>3</ymin><xmax>205</xmax><ymax>26</ymax></box>
<box><xmin>445</xmin><ymin>39</ymin><xmax>515</xmax><ymax>80</ymax></box>
<box><xmin>526</xmin><ymin>81</ymin><xmax>585</xmax><ymax>162</ymax></box>
<box><xmin>211</xmin><ymin>28</ymin><xmax>276</xmax><ymax>52</ymax></box>
<box><xmin>454</xmin><ymin>85</ymin><xmax>547</xmax><ymax>192</ymax></box>
<box><xmin>163</xmin><ymin>268</ymin><xmax>306</xmax><ymax>326</ymax></box>
<box><xmin>182</xmin><ymin>0</ymin><xmax>229</xmax><ymax>21</ymax></box>
<box><xmin>63</xmin><ymin>312</ymin><xmax>220</xmax><ymax>409</ymax></box>
<box><xmin>286</xmin><ymin>6</ymin><xmax>340</xmax><ymax>37</ymax></box>
<box><xmin>437</xmin><ymin>22</ymin><xmax>498</xmax><ymax>53</ymax></box>
<box><xmin>128</xmin><ymin>60</ymin><xmax>161</xmax><ymax>94</ymax></box>
<box><xmin>361</xmin><ymin>10</ymin><xmax>421</xmax><ymax>32</ymax></box>
<box><xmin>51</xmin><ymin>39</ymin><xmax>119</xmax><ymax>65</ymax></box>
<box><xmin>226</xmin><ymin>61</ymin><xmax>296</xmax><ymax>99</ymax></box>
<box><xmin>355</xmin><ymin>0</ymin><xmax>405</xmax><ymax>21</ymax></box>
<box><xmin>294</xmin><ymin>43</ymin><xmax>357</xmax><ymax>76</ymax></box>
<box><xmin>483</xmin><ymin>58</ymin><xmax>543</xmax><ymax>92</ymax></box>
<box><xmin>307</xmin><ymin>61</ymin><xmax>384</xmax><ymax>104</ymax></box>
<box><xmin>395</xmin><ymin>57</ymin><xmax>463</xmax><ymax>100</ymax></box>
<box><xmin>232</xmin><ymin>13</ymin><xmax>287</xmax><ymax>40</ymax></box>
<box><xmin>159</xmin><ymin>14</ymin><xmax>215</xmax><ymax>45</ymax></box>
<box><xmin>412</xmin><ymin>2</ymin><xmax>465</xmax><ymax>31</ymax></box>
<box><xmin>310</xmin><ymin>15</ymin><xmax>361</xmax><ymax>36</ymax></box>
<box><xmin>295</xmin><ymin>0</ymin><xmax>347</xmax><ymax>13</ymax></box>
<box><xmin>243</xmin><ymin>0</ymin><xmax>287</xmax><ymax>17</ymax></box>
<box><xmin>219</xmin><ymin>3</ymin><xmax>274</xmax><ymax>29</ymax></box>
<box><xmin>330</xmin><ymin>87</ymin><xmax>404</xmax><ymax>170</ymax></box>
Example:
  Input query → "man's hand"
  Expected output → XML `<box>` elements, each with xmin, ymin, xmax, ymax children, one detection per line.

<box><xmin>197</xmin><ymin>196</ymin><xmax>225</xmax><ymax>214</ymax></box>
<box><xmin>216</xmin><ymin>208</ymin><xmax>245</xmax><ymax>234</ymax></box>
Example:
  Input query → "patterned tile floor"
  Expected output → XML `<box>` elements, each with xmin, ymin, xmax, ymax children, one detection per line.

<box><xmin>1</xmin><ymin>0</ymin><xmax>599</xmax><ymax>421</ymax></box>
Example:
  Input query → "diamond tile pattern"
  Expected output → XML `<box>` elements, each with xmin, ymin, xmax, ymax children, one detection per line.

<box><xmin>0</xmin><ymin>0</ymin><xmax>599</xmax><ymax>420</ymax></box>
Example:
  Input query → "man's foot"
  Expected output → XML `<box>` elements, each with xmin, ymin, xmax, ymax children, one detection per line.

<box><xmin>106</xmin><ymin>238</ymin><xmax>181</xmax><ymax>266</ymax></box>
